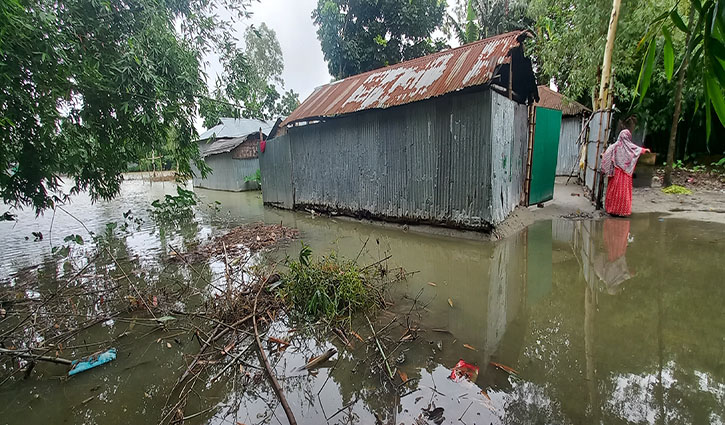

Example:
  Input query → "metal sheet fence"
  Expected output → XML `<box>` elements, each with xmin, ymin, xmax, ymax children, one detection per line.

<box><xmin>490</xmin><ymin>95</ymin><xmax>528</xmax><ymax>224</ymax></box>
<box><xmin>556</xmin><ymin>117</ymin><xmax>583</xmax><ymax>176</ymax></box>
<box><xmin>192</xmin><ymin>154</ymin><xmax>260</xmax><ymax>192</ymax></box>
<box><xmin>259</xmin><ymin>134</ymin><xmax>293</xmax><ymax>208</ymax></box>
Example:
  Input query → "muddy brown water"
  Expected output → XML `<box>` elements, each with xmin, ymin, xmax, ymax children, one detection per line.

<box><xmin>1</xmin><ymin>180</ymin><xmax>724</xmax><ymax>424</ymax></box>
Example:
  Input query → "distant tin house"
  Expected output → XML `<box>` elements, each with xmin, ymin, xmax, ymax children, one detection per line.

<box><xmin>193</xmin><ymin>118</ymin><xmax>273</xmax><ymax>192</ymax></box>
<box><xmin>260</xmin><ymin>31</ymin><xmax>544</xmax><ymax>231</ymax></box>
<box><xmin>535</xmin><ymin>86</ymin><xmax>590</xmax><ymax>176</ymax></box>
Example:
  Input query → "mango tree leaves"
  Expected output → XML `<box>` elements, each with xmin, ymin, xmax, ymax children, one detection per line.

<box><xmin>312</xmin><ymin>0</ymin><xmax>448</xmax><ymax>80</ymax></box>
<box><xmin>0</xmin><ymin>0</ymin><xmax>251</xmax><ymax>213</ymax></box>
<box><xmin>63</xmin><ymin>234</ymin><xmax>84</xmax><ymax>245</ymax></box>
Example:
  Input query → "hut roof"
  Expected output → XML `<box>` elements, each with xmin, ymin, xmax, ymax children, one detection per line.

<box><xmin>535</xmin><ymin>86</ymin><xmax>590</xmax><ymax>117</ymax></box>
<box><xmin>198</xmin><ymin>137</ymin><xmax>248</xmax><ymax>158</ymax></box>
<box><xmin>198</xmin><ymin>118</ymin><xmax>273</xmax><ymax>158</ymax></box>
<box><xmin>198</xmin><ymin>118</ymin><xmax>273</xmax><ymax>141</ymax></box>
<box><xmin>282</xmin><ymin>31</ymin><xmax>533</xmax><ymax>127</ymax></box>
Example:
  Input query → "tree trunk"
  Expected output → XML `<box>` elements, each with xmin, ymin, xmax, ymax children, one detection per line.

<box><xmin>664</xmin><ymin>6</ymin><xmax>696</xmax><ymax>187</ymax></box>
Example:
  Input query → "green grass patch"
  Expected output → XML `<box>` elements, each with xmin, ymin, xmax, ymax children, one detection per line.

<box><xmin>278</xmin><ymin>243</ymin><xmax>386</xmax><ymax>323</ymax></box>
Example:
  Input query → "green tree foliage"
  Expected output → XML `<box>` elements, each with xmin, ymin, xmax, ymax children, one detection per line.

<box><xmin>245</xmin><ymin>23</ymin><xmax>285</xmax><ymax>86</ymax></box>
<box><xmin>447</xmin><ymin>0</ymin><xmax>482</xmax><ymax>44</ymax></box>
<box><xmin>454</xmin><ymin>0</ymin><xmax>531</xmax><ymax>40</ymax></box>
<box><xmin>0</xmin><ymin>0</ymin><xmax>253</xmax><ymax>213</ymax></box>
<box><xmin>199</xmin><ymin>23</ymin><xmax>301</xmax><ymax>127</ymax></box>
<box><xmin>312</xmin><ymin>0</ymin><xmax>448</xmax><ymax>80</ymax></box>
<box><xmin>636</xmin><ymin>1</ymin><xmax>725</xmax><ymax>138</ymax></box>
<box><xmin>527</xmin><ymin>0</ymin><xmax>713</xmax><ymax>148</ymax></box>
<box><xmin>528</xmin><ymin>0</ymin><xmax>674</xmax><ymax>102</ymax></box>
<box><xmin>278</xmin><ymin>89</ymin><xmax>301</xmax><ymax>117</ymax></box>
<box><xmin>634</xmin><ymin>0</ymin><xmax>725</xmax><ymax>185</ymax></box>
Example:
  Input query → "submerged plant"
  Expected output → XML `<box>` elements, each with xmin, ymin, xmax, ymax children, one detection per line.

<box><xmin>244</xmin><ymin>169</ymin><xmax>262</xmax><ymax>185</ymax></box>
<box><xmin>149</xmin><ymin>186</ymin><xmax>197</xmax><ymax>225</ymax></box>
<box><xmin>279</xmin><ymin>243</ymin><xmax>384</xmax><ymax>322</ymax></box>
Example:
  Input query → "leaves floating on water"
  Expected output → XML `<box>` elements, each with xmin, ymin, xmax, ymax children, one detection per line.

<box><xmin>268</xmin><ymin>336</ymin><xmax>290</xmax><ymax>352</ymax></box>
<box><xmin>662</xmin><ymin>185</ymin><xmax>692</xmax><ymax>195</ymax></box>
<box><xmin>490</xmin><ymin>361</ymin><xmax>518</xmax><ymax>375</ymax></box>
<box><xmin>350</xmin><ymin>330</ymin><xmax>365</xmax><ymax>342</ymax></box>
<box><xmin>427</xmin><ymin>282</ymin><xmax>437</xmax><ymax>287</ymax></box>
<box><xmin>422</xmin><ymin>406</ymin><xmax>445</xmax><ymax>424</ymax></box>
<box><xmin>447</xmin><ymin>298</ymin><xmax>454</xmax><ymax>308</ymax></box>
<box><xmin>222</xmin><ymin>343</ymin><xmax>234</xmax><ymax>355</ymax></box>
<box><xmin>463</xmin><ymin>344</ymin><xmax>476</xmax><ymax>351</ymax></box>
<box><xmin>303</xmin><ymin>348</ymin><xmax>337</xmax><ymax>370</ymax></box>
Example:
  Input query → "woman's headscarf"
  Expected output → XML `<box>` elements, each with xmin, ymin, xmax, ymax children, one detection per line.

<box><xmin>600</xmin><ymin>129</ymin><xmax>644</xmax><ymax>176</ymax></box>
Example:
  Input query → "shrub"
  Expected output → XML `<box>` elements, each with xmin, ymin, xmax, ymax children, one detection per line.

<box><xmin>279</xmin><ymin>243</ymin><xmax>381</xmax><ymax>322</ymax></box>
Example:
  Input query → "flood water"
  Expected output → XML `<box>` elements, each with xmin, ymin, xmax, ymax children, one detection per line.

<box><xmin>1</xmin><ymin>179</ymin><xmax>724</xmax><ymax>424</ymax></box>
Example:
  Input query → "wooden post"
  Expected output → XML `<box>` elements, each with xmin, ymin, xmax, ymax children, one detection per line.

<box><xmin>524</xmin><ymin>105</ymin><xmax>536</xmax><ymax>205</ymax></box>
<box><xmin>596</xmin><ymin>0</ymin><xmax>622</xmax><ymax>109</ymax></box>
<box><xmin>508</xmin><ymin>59</ymin><xmax>513</xmax><ymax>100</ymax></box>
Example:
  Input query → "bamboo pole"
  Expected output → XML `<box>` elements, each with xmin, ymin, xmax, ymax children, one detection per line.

<box><xmin>253</xmin><ymin>284</ymin><xmax>297</xmax><ymax>425</ymax></box>
<box><xmin>0</xmin><ymin>348</ymin><xmax>72</xmax><ymax>366</ymax></box>
<box><xmin>597</xmin><ymin>0</ymin><xmax>623</xmax><ymax>109</ymax></box>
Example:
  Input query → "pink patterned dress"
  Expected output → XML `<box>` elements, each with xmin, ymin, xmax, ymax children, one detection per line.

<box><xmin>605</xmin><ymin>168</ymin><xmax>633</xmax><ymax>216</ymax></box>
<box><xmin>600</xmin><ymin>130</ymin><xmax>644</xmax><ymax>217</ymax></box>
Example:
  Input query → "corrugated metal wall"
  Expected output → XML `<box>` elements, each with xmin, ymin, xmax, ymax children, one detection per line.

<box><xmin>490</xmin><ymin>95</ymin><xmax>528</xmax><ymax>224</ymax></box>
<box><xmin>193</xmin><ymin>154</ymin><xmax>260</xmax><ymax>192</ymax></box>
<box><xmin>261</xmin><ymin>89</ymin><xmax>527</xmax><ymax>229</ymax></box>
<box><xmin>556</xmin><ymin>117</ymin><xmax>583</xmax><ymax>176</ymax></box>
<box><xmin>259</xmin><ymin>135</ymin><xmax>293</xmax><ymax>208</ymax></box>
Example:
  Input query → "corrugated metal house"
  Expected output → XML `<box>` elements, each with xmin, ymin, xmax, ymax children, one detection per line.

<box><xmin>193</xmin><ymin>118</ymin><xmax>273</xmax><ymax>191</ymax></box>
<box><xmin>260</xmin><ymin>31</ymin><xmax>540</xmax><ymax>231</ymax></box>
<box><xmin>535</xmin><ymin>86</ymin><xmax>590</xmax><ymax>176</ymax></box>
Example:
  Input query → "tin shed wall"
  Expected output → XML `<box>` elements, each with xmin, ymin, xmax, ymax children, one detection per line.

<box><xmin>193</xmin><ymin>154</ymin><xmax>260</xmax><ymax>192</ymax></box>
<box><xmin>556</xmin><ymin>116</ymin><xmax>583</xmax><ymax>176</ymax></box>
<box><xmin>490</xmin><ymin>93</ymin><xmax>528</xmax><ymax>224</ymax></box>
<box><xmin>285</xmin><ymin>90</ymin><xmax>515</xmax><ymax>229</ymax></box>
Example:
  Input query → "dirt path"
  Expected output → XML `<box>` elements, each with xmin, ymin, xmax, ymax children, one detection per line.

<box><xmin>494</xmin><ymin>177</ymin><xmax>725</xmax><ymax>239</ymax></box>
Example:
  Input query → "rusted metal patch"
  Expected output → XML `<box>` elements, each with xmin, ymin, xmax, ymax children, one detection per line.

<box><xmin>282</xmin><ymin>31</ymin><xmax>529</xmax><ymax>127</ymax></box>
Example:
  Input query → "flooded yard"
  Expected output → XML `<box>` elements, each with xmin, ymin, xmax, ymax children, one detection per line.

<box><xmin>1</xmin><ymin>180</ymin><xmax>724</xmax><ymax>424</ymax></box>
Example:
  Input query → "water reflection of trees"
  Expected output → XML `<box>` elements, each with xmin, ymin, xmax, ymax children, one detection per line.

<box><xmin>518</xmin><ymin>217</ymin><xmax>725</xmax><ymax>424</ymax></box>
<box><xmin>302</xmin><ymin>217</ymin><xmax>725</xmax><ymax>424</ymax></box>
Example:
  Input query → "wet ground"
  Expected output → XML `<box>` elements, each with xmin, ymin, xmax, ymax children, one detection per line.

<box><xmin>1</xmin><ymin>179</ymin><xmax>724</xmax><ymax>424</ymax></box>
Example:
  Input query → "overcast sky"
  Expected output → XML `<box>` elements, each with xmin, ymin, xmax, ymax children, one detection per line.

<box><xmin>197</xmin><ymin>0</ymin><xmax>330</xmax><ymax>131</ymax></box>
<box><xmin>245</xmin><ymin>0</ymin><xmax>332</xmax><ymax>99</ymax></box>
<box><xmin>198</xmin><ymin>0</ymin><xmax>457</xmax><ymax>131</ymax></box>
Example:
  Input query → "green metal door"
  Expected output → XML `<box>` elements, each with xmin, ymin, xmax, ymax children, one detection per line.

<box><xmin>529</xmin><ymin>107</ymin><xmax>562</xmax><ymax>205</ymax></box>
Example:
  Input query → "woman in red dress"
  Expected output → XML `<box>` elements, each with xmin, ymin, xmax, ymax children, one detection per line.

<box><xmin>600</xmin><ymin>121</ymin><xmax>650</xmax><ymax>216</ymax></box>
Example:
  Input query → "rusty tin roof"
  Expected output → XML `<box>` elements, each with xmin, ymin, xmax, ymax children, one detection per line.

<box><xmin>282</xmin><ymin>31</ymin><xmax>530</xmax><ymax>126</ymax></box>
<box><xmin>535</xmin><ymin>85</ymin><xmax>591</xmax><ymax>117</ymax></box>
